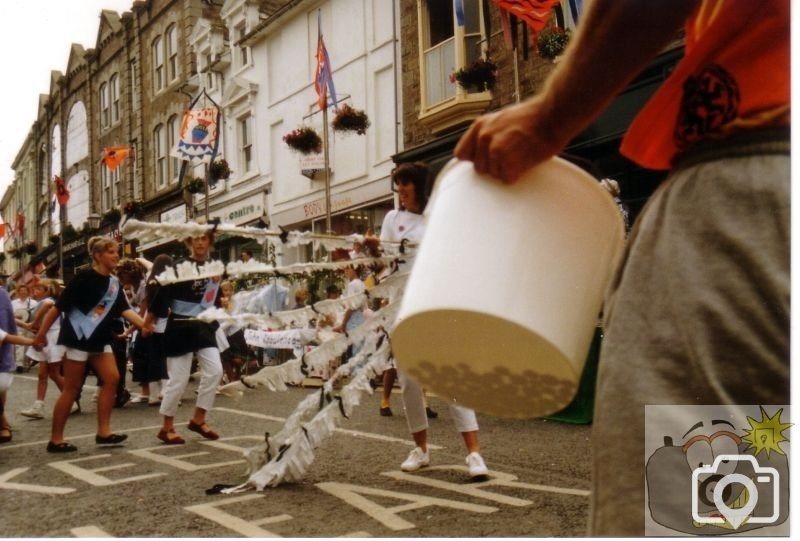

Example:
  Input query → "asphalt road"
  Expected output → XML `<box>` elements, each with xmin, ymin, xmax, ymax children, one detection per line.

<box><xmin>0</xmin><ymin>371</ymin><xmax>592</xmax><ymax>537</ymax></box>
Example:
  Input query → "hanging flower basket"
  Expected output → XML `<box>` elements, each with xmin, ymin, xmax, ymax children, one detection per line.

<box><xmin>102</xmin><ymin>208</ymin><xmax>122</xmax><ymax>225</ymax></box>
<box><xmin>62</xmin><ymin>223</ymin><xmax>79</xmax><ymax>241</ymax></box>
<box><xmin>450</xmin><ymin>57</ymin><xmax>497</xmax><ymax>92</ymax></box>
<box><xmin>123</xmin><ymin>199</ymin><xmax>144</xmax><ymax>217</ymax></box>
<box><xmin>24</xmin><ymin>241</ymin><xmax>38</xmax><ymax>255</ymax></box>
<box><xmin>185</xmin><ymin>176</ymin><xmax>206</xmax><ymax>194</ymax></box>
<box><xmin>537</xmin><ymin>26</ymin><xmax>571</xmax><ymax>61</ymax></box>
<box><xmin>209</xmin><ymin>158</ymin><xmax>232</xmax><ymax>181</ymax></box>
<box><xmin>332</xmin><ymin>104</ymin><xmax>370</xmax><ymax>135</ymax></box>
<box><xmin>283</xmin><ymin>126</ymin><xmax>322</xmax><ymax>155</ymax></box>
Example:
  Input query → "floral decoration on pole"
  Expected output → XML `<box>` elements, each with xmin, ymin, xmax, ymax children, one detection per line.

<box><xmin>332</xmin><ymin>104</ymin><xmax>370</xmax><ymax>135</ymax></box>
<box><xmin>450</xmin><ymin>57</ymin><xmax>497</xmax><ymax>92</ymax></box>
<box><xmin>209</xmin><ymin>158</ymin><xmax>232</xmax><ymax>182</ymax></box>
<box><xmin>537</xmin><ymin>26</ymin><xmax>571</xmax><ymax>61</ymax></box>
<box><xmin>185</xmin><ymin>177</ymin><xmax>207</xmax><ymax>194</ymax></box>
<box><xmin>283</xmin><ymin>126</ymin><xmax>323</xmax><ymax>155</ymax></box>
<box><xmin>123</xmin><ymin>199</ymin><xmax>144</xmax><ymax>218</ymax></box>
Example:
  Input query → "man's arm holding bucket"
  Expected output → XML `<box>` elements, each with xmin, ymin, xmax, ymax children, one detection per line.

<box><xmin>454</xmin><ymin>0</ymin><xmax>697</xmax><ymax>184</ymax></box>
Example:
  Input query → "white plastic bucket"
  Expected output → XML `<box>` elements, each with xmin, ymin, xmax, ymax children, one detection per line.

<box><xmin>391</xmin><ymin>158</ymin><xmax>625</xmax><ymax>419</ymax></box>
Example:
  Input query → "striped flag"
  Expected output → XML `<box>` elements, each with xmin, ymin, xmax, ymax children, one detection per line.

<box><xmin>314</xmin><ymin>12</ymin><xmax>337</xmax><ymax>111</ymax></box>
<box><xmin>492</xmin><ymin>0</ymin><xmax>559</xmax><ymax>31</ymax></box>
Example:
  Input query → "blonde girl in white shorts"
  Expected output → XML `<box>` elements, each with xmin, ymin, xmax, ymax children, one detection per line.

<box><xmin>19</xmin><ymin>279</ymin><xmax>70</xmax><ymax>420</ymax></box>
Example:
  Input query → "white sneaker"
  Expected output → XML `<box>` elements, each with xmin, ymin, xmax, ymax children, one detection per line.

<box><xmin>401</xmin><ymin>447</ymin><xmax>430</xmax><ymax>472</ymax></box>
<box><xmin>20</xmin><ymin>400</ymin><xmax>45</xmax><ymax>419</ymax></box>
<box><xmin>466</xmin><ymin>452</ymin><xmax>488</xmax><ymax>478</ymax></box>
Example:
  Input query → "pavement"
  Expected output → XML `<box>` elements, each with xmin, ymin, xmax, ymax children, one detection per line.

<box><xmin>0</xmin><ymin>370</ymin><xmax>592</xmax><ymax>537</ymax></box>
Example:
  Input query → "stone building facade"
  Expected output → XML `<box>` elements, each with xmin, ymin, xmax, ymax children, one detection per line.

<box><xmin>396</xmin><ymin>0</ymin><xmax>682</xmax><ymax>220</ymax></box>
<box><xmin>2</xmin><ymin>0</ymin><xmax>214</xmax><ymax>280</ymax></box>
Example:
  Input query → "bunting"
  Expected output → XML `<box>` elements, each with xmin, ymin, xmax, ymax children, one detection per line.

<box><xmin>54</xmin><ymin>175</ymin><xmax>70</xmax><ymax>205</ymax></box>
<box><xmin>314</xmin><ymin>11</ymin><xmax>337</xmax><ymax>111</ymax></box>
<box><xmin>101</xmin><ymin>146</ymin><xmax>133</xmax><ymax>171</ymax></box>
<box><xmin>492</xmin><ymin>0</ymin><xmax>559</xmax><ymax>31</ymax></box>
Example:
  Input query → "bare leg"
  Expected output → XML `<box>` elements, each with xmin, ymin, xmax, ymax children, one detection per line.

<box><xmin>35</xmin><ymin>362</ymin><xmax>48</xmax><ymax>400</ymax></box>
<box><xmin>461</xmin><ymin>430</ymin><xmax>480</xmax><ymax>454</ymax></box>
<box><xmin>191</xmin><ymin>406</ymin><xmax>208</xmax><ymax>426</ymax></box>
<box><xmin>89</xmin><ymin>353</ymin><xmax>120</xmax><ymax>437</ymax></box>
<box><xmin>381</xmin><ymin>368</ymin><xmax>396</xmax><ymax>408</ymax></box>
<box><xmin>411</xmin><ymin>429</ymin><xmax>427</xmax><ymax>452</ymax></box>
<box><xmin>47</xmin><ymin>363</ymin><xmax>65</xmax><ymax>393</ymax></box>
<box><xmin>50</xmin><ymin>359</ymin><xmax>87</xmax><ymax>444</ymax></box>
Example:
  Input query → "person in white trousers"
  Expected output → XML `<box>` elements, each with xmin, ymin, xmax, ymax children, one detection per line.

<box><xmin>147</xmin><ymin>231</ymin><xmax>223</xmax><ymax>445</ymax></box>
<box><xmin>381</xmin><ymin>162</ymin><xmax>488</xmax><ymax>479</ymax></box>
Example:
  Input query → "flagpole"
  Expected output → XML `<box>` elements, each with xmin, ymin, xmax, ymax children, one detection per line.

<box><xmin>322</xmin><ymin>102</ymin><xmax>332</xmax><ymax>234</ymax></box>
<box><xmin>513</xmin><ymin>47</ymin><xmax>520</xmax><ymax>103</ymax></box>
<box><xmin>58</xmin><ymin>206</ymin><xmax>64</xmax><ymax>281</ymax></box>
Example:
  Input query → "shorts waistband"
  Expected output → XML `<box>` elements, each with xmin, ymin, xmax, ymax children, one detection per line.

<box><xmin>674</xmin><ymin>127</ymin><xmax>790</xmax><ymax>170</ymax></box>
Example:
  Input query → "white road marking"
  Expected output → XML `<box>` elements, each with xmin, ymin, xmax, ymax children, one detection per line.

<box><xmin>185</xmin><ymin>494</ymin><xmax>291</xmax><ymax>537</ymax></box>
<box><xmin>384</xmin><ymin>467</ymin><xmax>590</xmax><ymax>501</ymax></box>
<box><xmin>70</xmin><ymin>525</ymin><xmax>113</xmax><ymax>537</ymax></box>
<box><xmin>0</xmin><ymin>467</ymin><xmax>77</xmax><ymax>494</ymax></box>
<box><xmin>316</xmin><ymin>482</ymin><xmax>497</xmax><ymax>531</ymax></box>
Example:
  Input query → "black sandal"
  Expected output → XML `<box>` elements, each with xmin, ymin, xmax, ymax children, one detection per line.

<box><xmin>95</xmin><ymin>433</ymin><xmax>128</xmax><ymax>445</ymax></box>
<box><xmin>46</xmin><ymin>441</ymin><xmax>77</xmax><ymax>453</ymax></box>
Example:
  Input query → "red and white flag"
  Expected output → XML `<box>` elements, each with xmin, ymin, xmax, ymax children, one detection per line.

<box><xmin>492</xmin><ymin>0</ymin><xmax>559</xmax><ymax>31</ymax></box>
<box><xmin>314</xmin><ymin>11</ymin><xmax>337</xmax><ymax>111</ymax></box>
<box><xmin>54</xmin><ymin>175</ymin><xmax>70</xmax><ymax>205</ymax></box>
<box><xmin>101</xmin><ymin>146</ymin><xmax>133</xmax><ymax>171</ymax></box>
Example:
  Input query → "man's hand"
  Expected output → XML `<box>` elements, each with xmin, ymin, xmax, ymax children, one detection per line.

<box><xmin>454</xmin><ymin>98</ymin><xmax>564</xmax><ymax>185</ymax></box>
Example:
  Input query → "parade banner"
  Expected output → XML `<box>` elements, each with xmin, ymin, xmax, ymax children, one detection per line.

<box><xmin>172</xmin><ymin>106</ymin><xmax>219</xmax><ymax>163</ymax></box>
<box><xmin>244</xmin><ymin>328</ymin><xmax>317</xmax><ymax>350</ymax></box>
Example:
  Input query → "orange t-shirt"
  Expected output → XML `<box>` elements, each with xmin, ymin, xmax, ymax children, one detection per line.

<box><xmin>621</xmin><ymin>0</ymin><xmax>790</xmax><ymax>170</ymax></box>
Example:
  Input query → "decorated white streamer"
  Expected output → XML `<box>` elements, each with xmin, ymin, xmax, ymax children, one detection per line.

<box><xmin>153</xmin><ymin>259</ymin><xmax>225</xmax><ymax>284</ymax></box>
<box><xmin>224</xmin><ymin>335</ymin><xmax>392</xmax><ymax>491</ymax></box>
<box><xmin>225</xmin><ymin>256</ymin><xmax>400</xmax><ymax>279</ymax></box>
<box><xmin>121</xmin><ymin>218</ymin><xmax>414</xmax><ymax>250</ymax></box>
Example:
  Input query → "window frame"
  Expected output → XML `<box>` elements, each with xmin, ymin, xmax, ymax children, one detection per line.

<box><xmin>237</xmin><ymin>113</ymin><xmax>253</xmax><ymax>174</ymax></box>
<box><xmin>416</xmin><ymin>0</ymin><xmax>492</xmax><ymax>133</ymax></box>
<box><xmin>99</xmin><ymin>82</ymin><xmax>110</xmax><ymax>129</ymax></box>
<box><xmin>166</xmin><ymin>24</ymin><xmax>179</xmax><ymax>82</ymax></box>
<box><xmin>110</xmin><ymin>74</ymin><xmax>120</xmax><ymax>124</ymax></box>
<box><xmin>237</xmin><ymin>24</ymin><xmax>250</xmax><ymax>69</ymax></box>
<box><xmin>100</xmin><ymin>165</ymin><xmax>120</xmax><ymax>211</ymax></box>
<box><xmin>167</xmin><ymin>114</ymin><xmax>180</xmax><ymax>184</ymax></box>
<box><xmin>152</xmin><ymin>36</ymin><xmax>165</xmax><ymax>93</ymax></box>
<box><xmin>153</xmin><ymin>123</ymin><xmax>167</xmax><ymax>189</ymax></box>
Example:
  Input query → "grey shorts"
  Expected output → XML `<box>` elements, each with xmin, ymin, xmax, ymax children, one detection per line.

<box><xmin>590</xmin><ymin>131</ymin><xmax>790</xmax><ymax>535</ymax></box>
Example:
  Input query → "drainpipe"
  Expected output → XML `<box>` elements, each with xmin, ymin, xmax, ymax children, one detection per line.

<box><xmin>391</xmin><ymin>0</ymin><xmax>401</xmax><ymax>160</ymax></box>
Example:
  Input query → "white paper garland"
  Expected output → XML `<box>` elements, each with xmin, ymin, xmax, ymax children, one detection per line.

<box><xmin>121</xmin><ymin>217</ymin><xmax>415</xmax><ymax>250</ymax></box>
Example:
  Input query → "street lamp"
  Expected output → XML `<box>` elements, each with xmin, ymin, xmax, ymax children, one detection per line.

<box><xmin>87</xmin><ymin>213</ymin><xmax>101</xmax><ymax>230</ymax></box>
